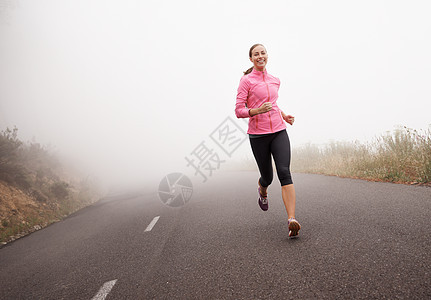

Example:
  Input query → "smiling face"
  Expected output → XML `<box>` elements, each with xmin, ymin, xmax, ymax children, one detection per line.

<box><xmin>249</xmin><ymin>45</ymin><xmax>268</xmax><ymax>72</ymax></box>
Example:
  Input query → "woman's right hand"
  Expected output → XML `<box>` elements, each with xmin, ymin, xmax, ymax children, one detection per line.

<box><xmin>249</xmin><ymin>102</ymin><xmax>272</xmax><ymax>117</ymax></box>
<box><xmin>258</xmin><ymin>102</ymin><xmax>272</xmax><ymax>114</ymax></box>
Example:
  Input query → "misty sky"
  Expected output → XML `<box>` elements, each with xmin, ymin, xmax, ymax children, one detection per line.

<box><xmin>1</xmin><ymin>0</ymin><xmax>430</xmax><ymax>187</ymax></box>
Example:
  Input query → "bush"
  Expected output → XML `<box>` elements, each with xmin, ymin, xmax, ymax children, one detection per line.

<box><xmin>30</xmin><ymin>189</ymin><xmax>48</xmax><ymax>202</ymax></box>
<box><xmin>0</xmin><ymin>127</ymin><xmax>25</xmax><ymax>185</ymax></box>
<box><xmin>50</xmin><ymin>181</ymin><xmax>70</xmax><ymax>200</ymax></box>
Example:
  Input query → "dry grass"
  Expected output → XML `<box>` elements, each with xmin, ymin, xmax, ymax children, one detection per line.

<box><xmin>291</xmin><ymin>126</ymin><xmax>431</xmax><ymax>184</ymax></box>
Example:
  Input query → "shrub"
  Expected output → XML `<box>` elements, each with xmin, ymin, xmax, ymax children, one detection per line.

<box><xmin>30</xmin><ymin>189</ymin><xmax>48</xmax><ymax>202</ymax></box>
<box><xmin>50</xmin><ymin>181</ymin><xmax>70</xmax><ymax>200</ymax></box>
<box><xmin>0</xmin><ymin>127</ymin><xmax>25</xmax><ymax>185</ymax></box>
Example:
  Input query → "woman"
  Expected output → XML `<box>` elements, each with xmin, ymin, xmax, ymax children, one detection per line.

<box><xmin>235</xmin><ymin>43</ymin><xmax>301</xmax><ymax>237</ymax></box>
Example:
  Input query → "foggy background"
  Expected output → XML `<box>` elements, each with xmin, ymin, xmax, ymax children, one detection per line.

<box><xmin>1</xmin><ymin>0</ymin><xmax>430</xmax><ymax>189</ymax></box>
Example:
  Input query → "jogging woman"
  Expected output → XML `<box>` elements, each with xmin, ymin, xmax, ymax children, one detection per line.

<box><xmin>235</xmin><ymin>43</ymin><xmax>301</xmax><ymax>237</ymax></box>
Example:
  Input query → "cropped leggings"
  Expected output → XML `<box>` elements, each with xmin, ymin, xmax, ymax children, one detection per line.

<box><xmin>249</xmin><ymin>129</ymin><xmax>293</xmax><ymax>187</ymax></box>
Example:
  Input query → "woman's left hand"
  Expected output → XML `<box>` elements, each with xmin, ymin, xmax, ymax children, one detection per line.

<box><xmin>284</xmin><ymin>115</ymin><xmax>295</xmax><ymax>125</ymax></box>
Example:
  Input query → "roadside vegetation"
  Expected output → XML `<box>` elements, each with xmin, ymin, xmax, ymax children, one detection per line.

<box><xmin>291</xmin><ymin>126</ymin><xmax>431</xmax><ymax>184</ymax></box>
<box><xmin>0</xmin><ymin>127</ymin><xmax>100</xmax><ymax>244</ymax></box>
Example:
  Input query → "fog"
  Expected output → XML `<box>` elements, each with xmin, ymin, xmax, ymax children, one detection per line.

<box><xmin>1</xmin><ymin>0</ymin><xmax>430</xmax><ymax>189</ymax></box>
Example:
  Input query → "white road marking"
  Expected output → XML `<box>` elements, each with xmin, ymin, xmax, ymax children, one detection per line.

<box><xmin>145</xmin><ymin>216</ymin><xmax>160</xmax><ymax>232</ymax></box>
<box><xmin>92</xmin><ymin>279</ymin><xmax>117</xmax><ymax>300</ymax></box>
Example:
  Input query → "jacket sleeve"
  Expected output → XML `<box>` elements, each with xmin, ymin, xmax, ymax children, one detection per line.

<box><xmin>235</xmin><ymin>76</ymin><xmax>251</xmax><ymax>118</ymax></box>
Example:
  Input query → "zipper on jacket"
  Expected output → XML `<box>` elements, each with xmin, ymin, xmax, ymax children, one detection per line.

<box><xmin>263</xmin><ymin>72</ymin><xmax>273</xmax><ymax>132</ymax></box>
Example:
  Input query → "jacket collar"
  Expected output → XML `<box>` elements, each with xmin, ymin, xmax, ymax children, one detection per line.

<box><xmin>251</xmin><ymin>68</ymin><xmax>268</xmax><ymax>76</ymax></box>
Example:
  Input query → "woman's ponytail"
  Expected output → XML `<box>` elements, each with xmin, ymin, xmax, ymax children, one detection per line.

<box><xmin>243</xmin><ymin>66</ymin><xmax>254</xmax><ymax>75</ymax></box>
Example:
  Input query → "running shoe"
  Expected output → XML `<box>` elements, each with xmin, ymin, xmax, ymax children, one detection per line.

<box><xmin>288</xmin><ymin>217</ymin><xmax>301</xmax><ymax>237</ymax></box>
<box><xmin>258</xmin><ymin>186</ymin><xmax>268</xmax><ymax>211</ymax></box>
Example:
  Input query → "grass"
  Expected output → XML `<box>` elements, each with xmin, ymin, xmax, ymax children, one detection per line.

<box><xmin>291</xmin><ymin>126</ymin><xmax>431</xmax><ymax>184</ymax></box>
<box><xmin>0</xmin><ymin>213</ymin><xmax>51</xmax><ymax>243</ymax></box>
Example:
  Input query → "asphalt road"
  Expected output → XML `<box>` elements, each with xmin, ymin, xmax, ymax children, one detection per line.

<box><xmin>0</xmin><ymin>172</ymin><xmax>430</xmax><ymax>299</ymax></box>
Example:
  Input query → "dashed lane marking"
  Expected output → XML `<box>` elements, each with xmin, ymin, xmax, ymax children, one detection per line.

<box><xmin>92</xmin><ymin>279</ymin><xmax>117</xmax><ymax>300</ymax></box>
<box><xmin>145</xmin><ymin>216</ymin><xmax>160</xmax><ymax>232</ymax></box>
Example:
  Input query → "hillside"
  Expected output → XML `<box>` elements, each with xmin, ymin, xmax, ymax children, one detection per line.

<box><xmin>0</xmin><ymin>127</ymin><xmax>100</xmax><ymax>244</ymax></box>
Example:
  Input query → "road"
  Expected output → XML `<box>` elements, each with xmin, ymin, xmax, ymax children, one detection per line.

<box><xmin>0</xmin><ymin>172</ymin><xmax>430</xmax><ymax>299</ymax></box>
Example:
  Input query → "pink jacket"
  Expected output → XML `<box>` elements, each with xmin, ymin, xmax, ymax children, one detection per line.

<box><xmin>235</xmin><ymin>68</ymin><xmax>287</xmax><ymax>134</ymax></box>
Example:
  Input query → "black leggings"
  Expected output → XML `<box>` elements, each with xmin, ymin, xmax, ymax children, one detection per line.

<box><xmin>249</xmin><ymin>129</ymin><xmax>293</xmax><ymax>187</ymax></box>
